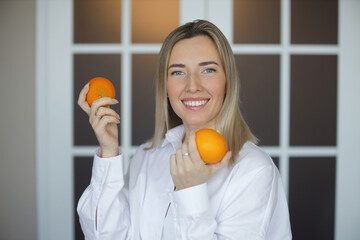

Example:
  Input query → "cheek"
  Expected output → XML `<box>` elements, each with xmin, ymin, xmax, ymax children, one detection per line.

<box><xmin>209</xmin><ymin>81</ymin><xmax>226</xmax><ymax>101</ymax></box>
<box><xmin>167</xmin><ymin>81</ymin><xmax>181</xmax><ymax>100</ymax></box>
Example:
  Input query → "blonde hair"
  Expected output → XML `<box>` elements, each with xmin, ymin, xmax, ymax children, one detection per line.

<box><xmin>149</xmin><ymin>20</ymin><xmax>257</xmax><ymax>164</ymax></box>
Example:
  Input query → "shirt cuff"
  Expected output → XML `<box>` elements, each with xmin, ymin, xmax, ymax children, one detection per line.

<box><xmin>91</xmin><ymin>148</ymin><xmax>124</xmax><ymax>185</ymax></box>
<box><xmin>171</xmin><ymin>183</ymin><xmax>210</xmax><ymax>217</ymax></box>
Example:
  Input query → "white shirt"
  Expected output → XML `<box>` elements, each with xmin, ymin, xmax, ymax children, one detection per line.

<box><xmin>77</xmin><ymin>125</ymin><xmax>292</xmax><ymax>240</ymax></box>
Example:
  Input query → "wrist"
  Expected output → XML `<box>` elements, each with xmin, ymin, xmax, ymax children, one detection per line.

<box><xmin>100</xmin><ymin>146</ymin><xmax>119</xmax><ymax>158</ymax></box>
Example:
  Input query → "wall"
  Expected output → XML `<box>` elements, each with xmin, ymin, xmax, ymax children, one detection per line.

<box><xmin>0</xmin><ymin>0</ymin><xmax>37</xmax><ymax>239</ymax></box>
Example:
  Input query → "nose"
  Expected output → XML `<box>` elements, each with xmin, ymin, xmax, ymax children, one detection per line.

<box><xmin>186</xmin><ymin>73</ymin><xmax>201</xmax><ymax>93</ymax></box>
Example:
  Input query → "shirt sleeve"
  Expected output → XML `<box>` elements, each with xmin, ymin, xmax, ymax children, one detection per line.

<box><xmin>216</xmin><ymin>165</ymin><xmax>278</xmax><ymax>239</ymax></box>
<box><xmin>77</xmin><ymin>148</ymin><xmax>132</xmax><ymax>240</ymax></box>
<box><xmin>171</xmin><ymin>183</ymin><xmax>217</xmax><ymax>239</ymax></box>
<box><xmin>169</xmin><ymin>165</ymin><xmax>279</xmax><ymax>240</ymax></box>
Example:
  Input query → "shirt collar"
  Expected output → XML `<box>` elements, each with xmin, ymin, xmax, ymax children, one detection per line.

<box><xmin>161</xmin><ymin>124</ymin><xmax>186</xmax><ymax>150</ymax></box>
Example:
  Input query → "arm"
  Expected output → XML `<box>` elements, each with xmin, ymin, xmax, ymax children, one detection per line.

<box><xmin>77</xmin><ymin>150</ymin><xmax>132</xmax><ymax>239</ymax></box>
<box><xmin>170</xmin><ymin>165</ymin><xmax>279</xmax><ymax>240</ymax></box>
<box><xmin>76</xmin><ymin>84</ymin><xmax>131</xmax><ymax>239</ymax></box>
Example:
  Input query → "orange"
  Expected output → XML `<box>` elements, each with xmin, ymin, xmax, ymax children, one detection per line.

<box><xmin>86</xmin><ymin>77</ymin><xmax>116</xmax><ymax>106</ymax></box>
<box><xmin>195</xmin><ymin>128</ymin><xmax>227</xmax><ymax>164</ymax></box>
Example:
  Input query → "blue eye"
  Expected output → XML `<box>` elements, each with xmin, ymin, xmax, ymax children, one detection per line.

<box><xmin>204</xmin><ymin>68</ymin><xmax>216</xmax><ymax>73</ymax></box>
<box><xmin>171</xmin><ymin>71</ymin><xmax>183</xmax><ymax>76</ymax></box>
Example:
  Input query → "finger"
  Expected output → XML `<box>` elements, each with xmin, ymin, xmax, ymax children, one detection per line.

<box><xmin>78</xmin><ymin>83</ymin><xmax>91</xmax><ymax>115</ymax></box>
<box><xmin>90</xmin><ymin>97</ymin><xmax>118</xmax><ymax>122</ymax></box>
<box><xmin>221</xmin><ymin>151</ymin><xmax>232</xmax><ymax>167</ymax></box>
<box><xmin>89</xmin><ymin>111</ymin><xmax>101</xmax><ymax>128</ymax></box>
<box><xmin>181</xmin><ymin>142</ymin><xmax>190</xmax><ymax>160</ymax></box>
<box><xmin>94</xmin><ymin>115</ymin><xmax>120</xmax><ymax>132</ymax></box>
<box><xmin>175</xmin><ymin>148</ymin><xmax>184</xmax><ymax>167</ymax></box>
<box><xmin>169</xmin><ymin>154</ymin><xmax>177</xmax><ymax>176</ymax></box>
<box><xmin>187</xmin><ymin>131</ymin><xmax>202</xmax><ymax>163</ymax></box>
<box><xmin>96</xmin><ymin>107</ymin><xmax>120</xmax><ymax>120</ymax></box>
<box><xmin>90</xmin><ymin>106</ymin><xmax>119</xmax><ymax>127</ymax></box>
<box><xmin>208</xmin><ymin>151</ymin><xmax>232</xmax><ymax>173</ymax></box>
<box><xmin>181</xmin><ymin>142</ymin><xmax>197</xmax><ymax>171</ymax></box>
<box><xmin>91</xmin><ymin>97</ymin><xmax>118</xmax><ymax>113</ymax></box>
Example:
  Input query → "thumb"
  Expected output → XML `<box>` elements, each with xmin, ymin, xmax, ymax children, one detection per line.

<box><xmin>209</xmin><ymin>151</ymin><xmax>232</xmax><ymax>173</ymax></box>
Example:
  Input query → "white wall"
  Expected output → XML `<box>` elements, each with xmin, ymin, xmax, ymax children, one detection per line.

<box><xmin>0</xmin><ymin>0</ymin><xmax>37</xmax><ymax>239</ymax></box>
<box><xmin>336</xmin><ymin>0</ymin><xmax>360</xmax><ymax>239</ymax></box>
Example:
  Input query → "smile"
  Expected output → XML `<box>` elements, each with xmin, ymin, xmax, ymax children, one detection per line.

<box><xmin>182</xmin><ymin>100</ymin><xmax>209</xmax><ymax>107</ymax></box>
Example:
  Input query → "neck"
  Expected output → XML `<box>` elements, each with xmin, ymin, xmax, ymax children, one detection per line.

<box><xmin>183</xmin><ymin>123</ymin><xmax>216</xmax><ymax>143</ymax></box>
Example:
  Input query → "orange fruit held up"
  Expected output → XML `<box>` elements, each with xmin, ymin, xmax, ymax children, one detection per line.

<box><xmin>195</xmin><ymin>128</ymin><xmax>227</xmax><ymax>164</ymax></box>
<box><xmin>86</xmin><ymin>77</ymin><xmax>116</xmax><ymax>107</ymax></box>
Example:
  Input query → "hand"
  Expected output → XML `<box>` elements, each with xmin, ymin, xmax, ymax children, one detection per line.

<box><xmin>170</xmin><ymin>131</ymin><xmax>232</xmax><ymax>190</ymax></box>
<box><xmin>78</xmin><ymin>83</ymin><xmax>120</xmax><ymax>157</ymax></box>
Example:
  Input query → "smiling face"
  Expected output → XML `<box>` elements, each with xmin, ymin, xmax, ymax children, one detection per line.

<box><xmin>166</xmin><ymin>35</ymin><xmax>226</xmax><ymax>132</ymax></box>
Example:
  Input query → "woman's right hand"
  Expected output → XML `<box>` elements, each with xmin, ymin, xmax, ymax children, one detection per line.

<box><xmin>78</xmin><ymin>83</ymin><xmax>120</xmax><ymax>158</ymax></box>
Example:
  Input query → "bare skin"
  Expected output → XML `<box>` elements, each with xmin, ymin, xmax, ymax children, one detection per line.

<box><xmin>170</xmin><ymin>131</ymin><xmax>231</xmax><ymax>190</ymax></box>
<box><xmin>167</xmin><ymin>36</ymin><xmax>232</xmax><ymax>190</ymax></box>
<box><xmin>77</xmin><ymin>83</ymin><xmax>120</xmax><ymax>158</ymax></box>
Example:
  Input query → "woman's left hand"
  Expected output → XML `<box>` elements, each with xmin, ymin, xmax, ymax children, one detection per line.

<box><xmin>170</xmin><ymin>131</ymin><xmax>232</xmax><ymax>190</ymax></box>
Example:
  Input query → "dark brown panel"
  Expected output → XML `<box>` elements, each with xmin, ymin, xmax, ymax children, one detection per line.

<box><xmin>235</xmin><ymin>55</ymin><xmax>280</xmax><ymax>146</ymax></box>
<box><xmin>74</xmin><ymin>0</ymin><xmax>121</xmax><ymax>43</ymax></box>
<box><xmin>74</xmin><ymin>157</ymin><xmax>93</xmax><ymax>240</ymax></box>
<box><xmin>132</xmin><ymin>54</ymin><xmax>158</xmax><ymax>145</ymax></box>
<box><xmin>290</xmin><ymin>55</ymin><xmax>337</xmax><ymax>146</ymax></box>
<box><xmin>289</xmin><ymin>157</ymin><xmax>336</xmax><ymax>240</ymax></box>
<box><xmin>272</xmin><ymin>156</ymin><xmax>279</xmax><ymax>170</ymax></box>
<box><xmin>74</xmin><ymin>54</ymin><xmax>121</xmax><ymax>146</ymax></box>
<box><xmin>291</xmin><ymin>0</ymin><xmax>338</xmax><ymax>44</ymax></box>
<box><xmin>132</xmin><ymin>0</ymin><xmax>179</xmax><ymax>43</ymax></box>
<box><xmin>233</xmin><ymin>0</ymin><xmax>280</xmax><ymax>44</ymax></box>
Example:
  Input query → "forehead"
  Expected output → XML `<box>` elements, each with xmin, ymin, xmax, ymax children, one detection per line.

<box><xmin>168</xmin><ymin>35</ymin><xmax>221</xmax><ymax>64</ymax></box>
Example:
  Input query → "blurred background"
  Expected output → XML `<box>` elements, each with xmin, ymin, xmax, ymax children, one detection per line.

<box><xmin>1</xmin><ymin>0</ymin><xmax>359</xmax><ymax>239</ymax></box>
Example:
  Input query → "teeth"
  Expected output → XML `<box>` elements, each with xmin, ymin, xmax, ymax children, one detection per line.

<box><xmin>183</xmin><ymin>100</ymin><xmax>208</xmax><ymax>107</ymax></box>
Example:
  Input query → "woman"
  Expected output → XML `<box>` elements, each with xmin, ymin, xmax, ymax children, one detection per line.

<box><xmin>77</xmin><ymin>20</ymin><xmax>292</xmax><ymax>239</ymax></box>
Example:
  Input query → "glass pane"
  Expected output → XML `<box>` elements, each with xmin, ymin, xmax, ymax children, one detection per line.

<box><xmin>74</xmin><ymin>157</ymin><xmax>93</xmax><ymax>240</ymax></box>
<box><xmin>132</xmin><ymin>54</ymin><xmax>158</xmax><ymax>145</ymax></box>
<box><xmin>74</xmin><ymin>0</ymin><xmax>121</xmax><ymax>43</ymax></box>
<box><xmin>74</xmin><ymin>54</ymin><xmax>121</xmax><ymax>146</ymax></box>
<box><xmin>290</xmin><ymin>55</ymin><xmax>337</xmax><ymax>146</ymax></box>
<box><xmin>289</xmin><ymin>157</ymin><xmax>336</xmax><ymax>239</ymax></box>
<box><xmin>235</xmin><ymin>55</ymin><xmax>280</xmax><ymax>146</ymax></box>
<box><xmin>291</xmin><ymin>0</ymin><xmax>338</xmax><ymax>44</ymax></box>
<box><xmin>233</xmin><ymin>0</ymin><xmax>280</xmax><ymax>44</ymax></box>
<box><xmin>132</xmin><ymin>0</ymin><xmax>179</xmax><ymax>43</ymax></box>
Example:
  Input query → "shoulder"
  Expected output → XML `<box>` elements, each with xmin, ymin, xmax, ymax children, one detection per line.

<box><xmin>231</xmin><ymin>142</ymin><xmax>277</xmax><ymax>179</ymax></box>
<box><xmin>238</xmin><ymin>142</ymin><xmax>274</xmax><ymax>166</ymax></box>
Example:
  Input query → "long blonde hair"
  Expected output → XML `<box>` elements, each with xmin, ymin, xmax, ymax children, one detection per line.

<box><xmin>149</xmin><ymin>20</ymin><xmax>257</xmax><ymax>164</ymax></box>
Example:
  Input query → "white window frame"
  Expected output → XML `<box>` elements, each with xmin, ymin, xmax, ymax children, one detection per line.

<box><xmin>36</xmin><ymin>0</ymin><xmax>360</xmax><ymax>239</ymax></box>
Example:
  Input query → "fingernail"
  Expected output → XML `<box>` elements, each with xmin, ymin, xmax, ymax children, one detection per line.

<box><xmin>85</xmin><ymin>83</ymin><xmax>89</xmax><ymax>88</ymax></box>
<box><xmin>113</xmin><ymin>99</ymin><xmax>119</xmax><ymax>103</ymax></box>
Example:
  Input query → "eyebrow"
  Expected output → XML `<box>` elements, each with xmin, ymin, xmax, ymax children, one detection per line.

<box><xmin>199</xmin><ymin>61</ymin><xmax>219</xmax><ymax>67</ymax></box>
<box><xmin>168</xmin><ymin>63</ymin><xmax>185</xmax><ymax>70</ymax></box>
<box><xmin>168</xmin><ymin>61</ymin><xmax>219</xmax><ymax>70</ymax></box>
